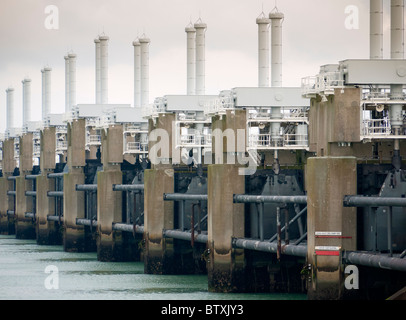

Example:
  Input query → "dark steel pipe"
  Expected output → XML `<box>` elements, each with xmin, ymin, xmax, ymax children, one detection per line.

<box><xmin>47</xmin><ymin>172</ymin><xmax>65</xmax><ymax>178</ymax></box>
<box><xmin>25</xmin><ymin>174</ymin><xmax>39</xmax><ymax>180</ymax></box>
<box><xmin>47</xmin><ymin>191</ymin><xmax>63</xmax><ymax>197</ymax></box>
<box><xmin>163</xmin><ymin>193</ymin><xmax>208</xmax><ymax>201</ymax></box>
<box><xmin>343</xmin><ymin>251</ymin><xmax>406</xmax><ymax>272</ymax></box>
<box><xmin>343</xmin><ymin>195</ymin><xmax>406</xmax><ymax>207</ymax></box>
<box><xmin>76</xmin><ymin>218</ymin><xmax>97</xmax><ymax>227</ymax></box>
<box><xmin>7</xmin><ymin>191</ymin><xmax>16</xmax><ymax>196</ymax></box>
<box><xmin>163</xmin><ymin>229</ymin><xmax>208</xmax><ymax>244</ymax></box>
<box><xmin>25</xmin><ymin>191</ymin><xmax>37</xmax><ymax>197</ymax></box>
<box><xmin>76</xmin><ymin>184</ymin><xmax>97</xmax><ymax>191</ymax></box>
<box><xmin>7</xmin><ymin>176</ymin><xmax>17</xmax><ymax>181</ymax></box>
<box><xmin>47</xmin><ymin>215</ymin><xmax>62</xmax><ymax>222</ymax></box>
<box><xmin>112</xmin><ymin>223</ymin><xmax>144</xmax><ymax>234</ymax></box>
<box><xmin>25</xmin><ymin>212</ymin><xmax>35</xmax><ymax>219</ymax></box>
<box><xmin>233</xmin><ymin>194</ymin><xmax>307</xmax><ymax>204</ymax></box>
<box><xmin>113</xmin><ymin>184</ymin><xmax>144</xmax><ymax>191</ymax></box>
<box><xmin>233</xmin><ymin>238</ymin><xmax>307</xmax><ymax>257</ymax></box>
<box><xmin>7</xmin><ymin>210</ymin><xmax>15</xmax><ymax>216</ymax></box>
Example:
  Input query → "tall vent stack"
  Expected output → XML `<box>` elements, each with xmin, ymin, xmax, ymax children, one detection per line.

<box><xmin>269</xmin><ymin>8</ymin><xmax>284</xmax><ymax>88</ymax></box>
<box><xmin>99</xmin><ymin>35</ymin><xmax>109</xmax><ymax>104</ymax></box>
<box><xmin>257</xmin><ymin>12</ymin><xmax>271</xmax><ymax>87</ymax></box>
<box><xmin>42</xmin><ymin>67</ymin><xmax>52</xmax><ymax>121</ymax></box>
<box><xmin>94</xmin><ymin>38</ymin><xmax>102</xmax><ymax>104</ymax></box>
<box><xmin>22</xmin><ymin>78</ymin><xmax>32</xmax><ymax>126</ymax></box>
<box><xmin>185</xmin><ymin>23</ymin><xmax>196</xmax><ymax>95</ymax></box>
<box><xmin>370</xmin><ymin>0</ymin><xmax>384</xmax><ymax>59</ymax></box>
<box><xmin>6</xmin><ymin>87</ymin><xmax>14</xmax><ymax>131</ymax></box>
<box><xmin>64</xmin><ymin>56</ymin><xmax>70</xmax><ymax>113</ymax></box>
<box><xmin>139</xmin><ymin>36</ymin><xmax>150</xmax><ymax>107</ymax></box>
<box><xmin>68</xmin><ymin>53</ymin><xmax>77</xmax><ymax>111</ymax></box>
<box><xmin>133</xmin><ymin>39</ymin><xmax>141</xmax><ymax>108</ymax></box>
<box><xmin>194</xmin><ymin>19</ymin><xmax>207</xmax><ymax>95</ymax></box>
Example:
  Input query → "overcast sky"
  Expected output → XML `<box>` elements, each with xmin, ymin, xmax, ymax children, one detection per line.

<box><xmin>0</xmin><ymin>0</ymin><xmax>395</xmax><ymax>132</ymax></box>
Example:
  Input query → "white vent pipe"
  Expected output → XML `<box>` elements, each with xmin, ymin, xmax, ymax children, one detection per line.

<box><xmin>370</xmin><ymin>0</ymin><xmax>384</xmax><ymax>59</ymax></box>
<box><xmin>185</xmin><ymin>23</ymin><xmax>196</xmax><ymax>95</ymax></box>
<box><xmin>132</xmin><ymin>39</ymin><xmax>141</xmax><ymax>108</ymax></box>
<box><xmin>22</xmin><ymin>78</ymin><xmax>32</xmax><ymax>126</ymax></box>
<box><xmin>99</xmin><ymin>35</ymin><xmax>109</xmax><ymax>104</ymax></box>
<box><xmin>94</xmin><ymin>38</ymin><xmax>101</xmax><ymax>104</ymax></box>
<box><xmin>6</xmin><ymin>87</ymin><xmax>14</xmax><ymax>131</ymax></box>
<box><xmin>139</xmin><ymin>36</ymin><xmax>150</xmax><ymax>107</ymax></box>
<box><xmin>42</xmin><ymin>67</ymin><xmax>52</xmax><ymax>121</ymax></box>
<box><xmin>68</xmin><ymin>53</ymin><xmax>76</xmax><ymax>110</ymax></box>
<box><xmin>64</xmin><ymin>55</ymin><xmax>70</xmax><ymax>113</ymax></box>
<box><xmin>257</xmin><ymin>13</ymin><xmax>270</xmax><ymax>87</ymax></box>
<box><xmin>269</xmin><ymin>9</ymin><xmax>284</xmax><ymax>88</ymax></box>
<box><xmin>194</xmin><ymin>19</ymin><xmax>207</xmax><ymax>95</ymax></box>
<box><xmin>391</xmin><ymin>0</ymin><xmax>404</xmax><ymax>60</ymax></box>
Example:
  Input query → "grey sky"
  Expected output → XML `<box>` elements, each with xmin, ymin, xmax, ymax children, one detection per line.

<box><xmin>0</xmin><ymin>0</ymin><xmax>393</xmax><ymax>132</ymax></box>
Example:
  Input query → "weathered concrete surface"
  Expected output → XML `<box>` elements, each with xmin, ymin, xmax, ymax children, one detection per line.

<box><xmin>36</xmin><ymin>174</ymin><xmax>61</xmax><ymax>245</ymax></box>
<box><xmin>207</xmin><ymin>164</ymin><xmax>245</xmax><ymax>292</ymax></box>
<box><xmin>143</xmin><ymin>166</ymin><xmax>175</xmax><ymax>274</ymax></box>
<box><xmin>0</xmin><ymin>174</ymin><xmax>15</xmax><ymax>234</ymax></box>
<box><xmin>306</xmin><ymin>156</ymin><xmax>357</xmax><ymax>300</ymax></box>
<box><xmin>15</xmin><ymin>175</ymin><xmax>35</xmax><ymax>239</ymax></box>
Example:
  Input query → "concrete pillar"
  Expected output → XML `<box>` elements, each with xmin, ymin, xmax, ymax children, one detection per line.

<box><xmin>144</xmin><ymin>113</ymin><xmax>176</xmax><ymax>274</ymax></box>
<box><xmin>0</xmin><ymin>139</ymin><xmax>16</xmax><ymax>234</ymax></box>
<box><xmin>207</xmin><ymin>164</ymin><xmax>245</xmax><ymax>292</ymax></box>
<box><xmin>97</xmin><ymin>125</ymin><xmax>125</xmax><ymax>261</ymax></box>
<box><xmin>36</xmin><ymin>127</ymin><xmax>60</xmax><ymax>245</ymax></box>
<box><xmin>306</xmin><ymin>156</ymin><xmax>357</xmax><ymax>300</ymax></box>
<box><xmin>63</xmin><ymin>119</ymin><xmax>91</xmax><ymax>252</ymax></box>
<box><xmin>15</xmin><ymin>133</ymin><xmax>35</xmax><ymax>239</ymax></box>
<box><xmin>144</xmin><ymin>165</ymin><xmax>175</xmax><ymax>274</ymax></box>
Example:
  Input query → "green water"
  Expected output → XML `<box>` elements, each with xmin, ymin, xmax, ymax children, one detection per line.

<box><xmin>0</xmin><ymin>235</ymin><xmax>306</xmax><ymax>300</ymax></box>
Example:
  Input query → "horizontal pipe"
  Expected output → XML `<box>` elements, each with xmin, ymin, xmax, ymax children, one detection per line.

<box><xmin>233</xmin><ymin>194</ymin><xmax>307</xmax><ymax>204</ymax></box>
<box><xmin>47</xmin><ymin>172</ymin><xmax>65</xmax><ymax>178</ymax></box>
<box><xmin>112</xmin><ymin>223</ymin><xmax>144</xmax><ymax>234</ymax></box>
<box><xmin>76</xmin><ymin>218</ymin><xmax>97</xmax><ymax>227</ymax></box>
<box><xmin>75</xmin><ymin>184</ymin><xmax>97</xmax><ymax>192</ymax></box>
<box><xmin>47</xmin><ymin>215</ymin><xmax>62</xmax><ymax>222</ymax></box>
<box><xmin>112</xmin><ymin>184</ymin><xmax>144</xmax><ymax>191</ymax></box>
<box><xmin>25</xmin><ymin>191</ymin><xmax>37</xmax><ymax>197</ymax></box>
<box><xmin>47</xmin><ymin>191</ymin><xmax>64</xmax><ymax>197</ymax></box>
<box><xmin>7</xmin><ymin>191</ymin><xmax>16</xmax><ymax>196</ymax></box>
<box><xmin>233</xmin><ymin>238</ymin><xmax>307</xmax><ymax>257</ymax></box>
<box><xmin>343</xmin><ymin>195</ymin><xmax>406</xmax><ymax>207</ymax></box>
<box><xmin>163</xmin><ymin>229</ymin><xmax>208</xmax><ymax>244</ymax></box>
<box><xmin>25</xmin><ymin>212</ymin><xmax>35</xmax><ymax>219</ymax></box>
<box><xmin>7</xmin><ymin>210</ymin><xmax>15</xmax><ymax>216</ymax></box>
<box><xmin>343</xmin><ymin>251</ymin><xmax>406</xmax><ymax>272</ymax></box>
<box><xmin>163</xmin><ymin>193</ymin><xmax>208</xmax><ymax>201</ymax></box>
<box><xmin>25</xmin><ymin>174</ymin><xmax>40</xmax><ymax>180</ymax></box>
<box><xmin>7</xmin><ymin>176</ymin><xmax>17</xmax><ymax>181</ymax></box>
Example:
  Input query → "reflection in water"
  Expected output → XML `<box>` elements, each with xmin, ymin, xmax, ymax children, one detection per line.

<box><xmin>0</xmin><ymin>235</ymin><xmax>306</xmax><ymax>300</ymax></box>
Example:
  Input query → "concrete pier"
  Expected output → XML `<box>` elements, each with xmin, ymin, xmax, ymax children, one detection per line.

<box><xmin>63</xmin><ymin>119</ymin><xmax>93</xmax><ymax>252</ymax></box>
<box><xmin>144</xmin><ymin>114</ymin><xmax>176</xmax><ymax>274</ymax></box>
<box><xmin>97</xmin><ymin>125</ymin><xmax>125</xmax><ymax>261</ymax></box>
<box><xmin>306</xmin><ymin>156</ymin><xmax>357</xmax><ymax>300</ymax></box>
<box><xmin>36</xmin><ymin>127</ymin><xmax>61</xmax><ymax>245</ymax></box>
<box><xmin>15</xmin><ymin>133</ymin><xmax>35</xmax><ymax>239</ymax></box>
<box><xmin>0</xmin><ymin>139</ymin><xmax>16</xmax><ymax>234</ymax></box>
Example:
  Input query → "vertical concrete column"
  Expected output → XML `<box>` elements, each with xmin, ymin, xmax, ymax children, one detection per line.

<box><xmin>97</xmin><ymin>125</ymin><xmax>124</xmax><ymax>261</ymax></box>
<box><xmin>144</xmin><ymin>113</ymin><xmax>176</xmax><ymax>274</ymax></box>
<box><xmin>207</xmin><ymin>109</ymin><xmax>247</xmax><ymax>292</ymax></box>
<box><xmin>0</xmin><ymin>139</ymin><xmax>16</xmax><ymax>234</ymax></box>
<box><xmin>36</xmin><ymin>127</ymin><xmax>60</xmax><ymax>245</ymax></box>
<box><xmin>64</xmin><ymin>119</ymin><xmax>88</xmax><ymax>252</ymax></box>
<box><xmin>306</xmin><ymin>156</ymin><xmax>357</xmax><ymax>300</ymax></box>
<box><xmin>15</xmin><ymin>133</ymin><xmax>35</xmax><ymax>239</ymax></box>
<box><xmin>207</xmin><ymin>164</ymin><xmax>245</xmax><ymax>292</ymax></box>
<box><xmin>144</xmin><ymin>165</ymin><xmax>175</xmax><ymax>274</ymax></box>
